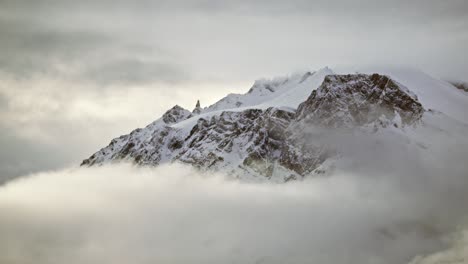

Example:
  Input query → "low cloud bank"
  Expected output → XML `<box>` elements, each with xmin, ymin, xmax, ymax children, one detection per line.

<box><xmin>0</xmin><ymin>156</ymin><xmax>467</xmax><ymax>264</ymax></box>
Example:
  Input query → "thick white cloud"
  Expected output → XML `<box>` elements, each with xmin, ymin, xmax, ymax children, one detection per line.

<box><xmin>0</xmin><ymin>161</ymin><xmax>467</xmax><ymax>264</ymax></box>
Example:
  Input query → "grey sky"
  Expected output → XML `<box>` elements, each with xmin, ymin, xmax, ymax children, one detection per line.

<box><xmin>0</xmin><ymin>0</ymin><xmax>467</xmax><ymax>179</ymax></box>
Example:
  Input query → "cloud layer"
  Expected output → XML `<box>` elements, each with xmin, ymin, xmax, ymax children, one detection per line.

<box><xmin>0</xmin><ymin>157</ymin><xmax>467</xmax><ymax>264</ymax></box>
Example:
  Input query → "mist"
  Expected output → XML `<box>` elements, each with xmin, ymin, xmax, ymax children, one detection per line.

<box><xmin>1</xmin><ymin>135</ymin><xmax>467</xmax><ymax>264</ymax></box>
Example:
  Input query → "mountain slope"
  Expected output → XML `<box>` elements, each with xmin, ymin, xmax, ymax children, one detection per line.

<box><xmin>201</xmin><ymin>67</ymin><xmax>333</xmax><ymax>113</ymax></box>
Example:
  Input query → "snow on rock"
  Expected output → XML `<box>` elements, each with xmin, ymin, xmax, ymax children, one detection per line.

<box><xmin>352</xmin><ymin>67</ymin><xmax>468</xmax><ymax>125</ymax></box>
<box><xmin>202</xmin><ymin>67</ymin><xmax>334</xmax><ymax>113</ymax></box>
<box><xmin>162</xmin><ymin>105</ymin><xmax>193</xmax><ymax>124</ymax></box>
<box><xmin>176</xmin><ymin>108</ymin><xmax>296</xmax><ymax>181</ymax></box>
<box><xmin>81</xmin><ymin>69</ymin><xmax>468</xmax><ymax>182</ymax></box>
<box><xmin>295</xmin><ymin>73</ymin><xmax>424</xmax><ymax>128</ymax></box>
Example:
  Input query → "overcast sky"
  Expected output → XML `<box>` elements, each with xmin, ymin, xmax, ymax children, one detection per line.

<box><xmin>0</xmin><ymin>0</ymin><xmax>467</xmax><ymax>179</ymax></box>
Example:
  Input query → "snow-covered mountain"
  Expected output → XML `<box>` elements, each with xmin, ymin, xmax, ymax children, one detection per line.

<box><xmin>81</xmin><ymin>67</ymin><xmax>468</xmax><ymax>182</ymax></box>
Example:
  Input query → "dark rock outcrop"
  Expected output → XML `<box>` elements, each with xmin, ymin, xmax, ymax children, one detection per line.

<box><xmin>296</xmin><ymin>74</ymin><xmax>424</xmax><ymax>128</ymax></box>
<box><xmin>162</xmin><ymin>105</ymin><xmax>192</xmax><ymax>124</ymax></box>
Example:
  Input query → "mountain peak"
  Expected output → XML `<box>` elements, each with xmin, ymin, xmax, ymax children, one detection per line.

<box><xmin>296</xmin><ymin>73</ymin><xmax>424</xmax><ymax>128</ymax></box>
<box><xmin>162</xmin><ymin>105</ymin><xmax>192</xmax><ymax>124</ymax></box>
<box><xmin>80</xmin><ymin>68</ymin><xmax>467</xmax><ymax>182</ymax></box>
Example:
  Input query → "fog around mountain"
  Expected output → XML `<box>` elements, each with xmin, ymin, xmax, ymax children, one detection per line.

<box><xmin>1</xmin><ymin>117</ymin><xmax>468</xmax><ymax>263</ymax></box>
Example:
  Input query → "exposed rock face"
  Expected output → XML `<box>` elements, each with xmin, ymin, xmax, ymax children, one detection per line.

<box><xmin>81</xmin><ymin>105</ymin><xmax>192</xmax><ymax>166</ymax></box>
<box><xmin>296</xmin><ymin>74</ymin><xmax>424</xmax><ymax>128</ymax></box>
<box><xmin>82</xmin><ymin>107</ymin><xmax>298</xmax><ymax>180</ymax></box>
<box><xmin>177</xmin><ymin>108</ymin><xmax>295</xmax><ymax>178</ymax></box>
<box><xmin>82</xmin><ymin>73</ymin><xmax>426</xmax><ymax>181</ymax></box>
<box><xmin>81</xmin><ymin>125</ymin><xmax>174</xmax><ymax>167</ymax></box>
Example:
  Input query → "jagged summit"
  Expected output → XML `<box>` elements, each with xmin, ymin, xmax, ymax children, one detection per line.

<box><xmin>296</xmin><ymin>74</ymin><xmax>424</xmax><ymax>128</ymax></box>
<box><xmin>162</xmin><ymin>105</ymin><xmax>192</xmax><ymax>124</ymax></box>
<box><xmin>81</xmin><ymin>68</ymin><xmax>468</xmax><ymax>182</ymax></box>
